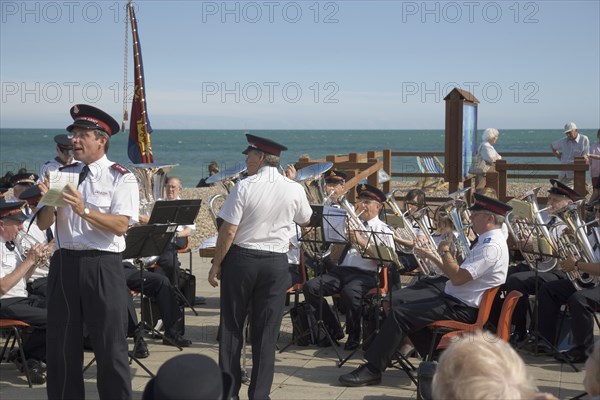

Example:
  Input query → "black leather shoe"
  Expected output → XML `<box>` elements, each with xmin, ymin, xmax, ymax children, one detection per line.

<box><xmin>194</xmin><ymin>296</ymin><xmax>207</xmax><ymax>305</ymax></box>
<box><xmin>555</xmin><ymin>346</ymin><xmax>588</xmax><ymax>364</ymax></box>
<box><xmin>520</xmin><ymin>338</ymin><xmax>552</xmax><ymax>355</ymax></box>
<box><xmin>25</xmin><ymin>359</ymin><xmax>47</xmax><ymax>385</ymax></box>
<box><xmin>344</xmin><ymin>340</ymin><xmax>360</xmax><ymax>351</ymax></box>
<box><xmin>163</xmin><ymin>332</ymin><xmax>192</xmax><ymax>347</ymax></box>
<box><xmin>133</xmin><ymin>336</ymin><xmax>150</xmax><ymax>359</ymax></box>
<box><xmin>339</xmin><ymin>363</ymin><xmax>382</xmax><ymax>387</ymax></box>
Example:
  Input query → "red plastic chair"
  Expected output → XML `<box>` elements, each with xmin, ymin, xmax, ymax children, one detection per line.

<box><xmin>425</xmin><ymin>286</ymin><xmax>501</xmax><ymax>361</ymax></box>
<box><xmin>0</xmin><ymin>319</ymin><xmax>33</xmax><ymax>387</ymax></box>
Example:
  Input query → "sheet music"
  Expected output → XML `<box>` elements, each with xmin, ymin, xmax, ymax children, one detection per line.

<box><xmin>39</xmin><ymin>170</ymin><xmax>79</xmax><ymax>207</ymax></box>
<box><xmin>507</xmin><ymin>198</ymin><xmax>533</xmax><ymax>219</ymax></box>
<box><xmin>322</xmin><ymin>206</ymin><xmax>347</xmax><ymax>243</ymax></box>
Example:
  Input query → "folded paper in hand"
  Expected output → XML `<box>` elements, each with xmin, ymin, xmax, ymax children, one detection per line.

<box><xmin>39</xmin><ymin>170</ymin><xmax>79</xmax><ymax>207</ymax></box>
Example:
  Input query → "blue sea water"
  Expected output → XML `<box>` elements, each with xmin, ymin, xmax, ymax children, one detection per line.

<box><xmin>0</xmin><ymin>128</ymin><xmax>596</xmax><ymax>187</ymax></box>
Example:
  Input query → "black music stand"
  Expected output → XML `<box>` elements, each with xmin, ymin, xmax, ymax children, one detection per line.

<box><xmin>513</xmin><ymin>219</ymin><xmax>579</xmax><ymax>372</ymax></box>
<box><xmin>149</xmin><ymin>199</ymin><xmax>202</xmax><ymax>316</ymax></box>
<box><xmin>294</xmin><ymin>205</ymin><xmax>346</xmax><ymax>363</ymax></box>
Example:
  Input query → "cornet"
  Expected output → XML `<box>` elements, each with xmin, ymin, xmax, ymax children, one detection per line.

<box><xmin>15</xmin><ymin>231</ymin><xmax>51</xmax><ymax>268</ymax></box>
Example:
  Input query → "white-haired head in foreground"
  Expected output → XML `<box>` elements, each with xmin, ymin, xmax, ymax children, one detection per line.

<box><xmin>432</xmin><ymin>331</ymin><xmax>538</xmax><ymax>400</ymax></box>
<box><xmin>482</xmin><ymin>128</ymin><xmax>500</xmax><ymax>143</ymax></box>
<box><xmin>584</xmin><ymin>341</ymin><xmax>600</xmax><ymax>397</ymax></box>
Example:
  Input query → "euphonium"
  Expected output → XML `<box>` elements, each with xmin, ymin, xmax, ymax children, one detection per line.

<box><xmin>448</xmin><ymin>199</ymin><xmax>472</xmax><ymax>263</ymax></box>
<box><xmin>411</xmin><ymin>207</ymin><xmax>444</xmax><ymax>277</ymax></box>
<box><xmin>131</xmin><ymin>164</ymin><xmax>177</xmax><ymax>216</ymax></box>
<box><xmin>384</xmin><ymin>190</ymin><xmax>417</xmax><ymax>254</ymax></box>
<box><xmin>15</xmin><ymin>231</ymin><xmax>50</xmax><ymax>268</ymax></box>
<box><xmin>553</xmin><ymin>201</ymin><xmax>599</xmax><ymax>290</ymax></box>
<box><xmin>506</xmin><ymin>188</ymin><xmax>558</xmax><ymax>272</ymax></box>
<box><xmin>337</xmin><ymin>194</ymin><xmax>368</xmax><ymax>249</ymax></box>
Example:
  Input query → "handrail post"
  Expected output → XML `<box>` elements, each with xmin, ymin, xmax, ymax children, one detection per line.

<box><xmin>495</xmin><ymin>159</ymin><xmax>508</xmax><ymax>201</ymax></box>
<box><xmin>573</xmin><ymin>156</ymin><xmax>588</xmax><ymax>196</ymax></box>
<box><xmin>383</xmin><ymin>149</ymin><xmax>392</xmax><ymax>194</ymax></box>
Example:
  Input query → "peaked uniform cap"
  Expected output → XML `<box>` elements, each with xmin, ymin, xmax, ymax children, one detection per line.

<box><xmin>357</xmin><ymin>183</ymin><xmax>386</xmax><ymax>203</ymax></box>
<box><xmin>242</xmin><ymin>134</ymin><xmax>287</xmax><ymax>156</ymax></box>
<box><xmin>548</xmin><ymin>179</ymin><xmax>580</xmax><ymax>201</ymax></box>
<box><xmin>66</xmin><ymin>104</ymin><xmax>120</xmax><ymax>136</ymax></box>
<box><xmin>9</xmin><ymin>173</ymin><xmax>38</xmax><ymax>187</ymax></box>
<box><xmin>54</xmin><ymin>134</ymin><xmax>73</xmax><ymax>148</ymax></box>
<box><xmin>0</xmin><ymin>201</ymin><xmax>28</xmax><ymax>221</ymax></box>
<box><xmin>325</xmin><ymin>170</ymin><xmax>347</xmax><ymax>183</ymax></box>
<box><xmin>468</xmin><ymin>193</ymin><xmax>512</xmax><ymax>216</ymax></box>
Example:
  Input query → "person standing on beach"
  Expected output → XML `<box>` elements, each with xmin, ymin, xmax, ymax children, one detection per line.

<box><xmin>37</xmin><ymin>104</ymin><xmax>138</xmax><ymax>400</ymax></box>
<box><xmin>208</xmin><ymin>134</ymin><xmax>312</xmax><ymax>400</ymax></box>
<box><xmin>551</xmin><ymin>122</ymin><xmax>589</xmax><ymax>187</ymax></box>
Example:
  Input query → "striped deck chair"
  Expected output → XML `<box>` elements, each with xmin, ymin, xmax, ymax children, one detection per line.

<box><xmin>417</xmin><ymin>156</ymin><xmax>447</xmax><ymax>192</ymax></box>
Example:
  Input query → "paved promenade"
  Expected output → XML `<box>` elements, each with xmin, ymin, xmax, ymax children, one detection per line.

<box><xmin>1</xmin><ymin>253</ymin><xmax>591</xmax><ymax>399</ymax></box>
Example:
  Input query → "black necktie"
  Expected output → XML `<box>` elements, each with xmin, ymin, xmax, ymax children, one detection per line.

<box><xmin>5</xmin><ymin>241</ymin><xmax>15</xmax><ymax>251</ymax></box>
<box><xmin>46</xmin><ymin>228</ymin><xmax>54</xmax><ymax>242</ymax></box>
<box><xmin>78</xmin><ymin>165</ymin><xmax>90</xmax><ymax>187</ymax></box>
<box><xmin>469</xmin><ymin>236</ymin><xmax>479</xmax><ymax>250</ymax></box>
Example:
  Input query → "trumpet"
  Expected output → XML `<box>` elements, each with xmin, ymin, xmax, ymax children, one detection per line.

<box><xmin>15</xmin><ymin>231</ymin><xmax>51</xmax><ymax>268</ymax></box>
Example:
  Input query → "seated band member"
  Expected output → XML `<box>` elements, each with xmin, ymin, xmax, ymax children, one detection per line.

<box><xmin>536</xmin><ymin>202</ymin><xmax>600</xmax><ymax>363</ymax></box>
<box><xmin>339</xmin><ymin>194</ymin><xmax>510</xmax><ymax>387</ymax></box>
<box><xmin>0</xmin><ymin>201</ymin><xmax>48</xmax><ymax>384</ymax></box>
<box><xmin>505</xmin><ymin>179</ymin><xmax>575</xmax><ymax>346</ymax></box>
<box><xmin>324</xmin><ymin>170</ymin><xmax>347</xmax><ymax>201</ymax></box>
<box><xmin>303</xmin><ymin>184</ymin><xmax>395</xmax><ymax>351</ymax></box>
<box><xmin>123</xmin><ymin>260</ymin><xmax>191</xmax><ymax>358</ymax></box>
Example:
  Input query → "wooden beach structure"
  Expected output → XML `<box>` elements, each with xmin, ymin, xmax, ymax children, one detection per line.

<box><xmin>295</xmin><ymin>88</ymin><xmax>589</xmax><ymax>204</ymax></box>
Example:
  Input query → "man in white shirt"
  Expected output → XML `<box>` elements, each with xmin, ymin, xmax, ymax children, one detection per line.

<box><xmin>551</xmin><ymin>122</ymin><xmax>589</xmax><ymax>186</ymax></box>
<box><xmin>208</xmin><ymin>134</ymin><xmax>312</xmax><ymax>400</ymax></box>
<box><xmin>339</xmin><ymin>194</ymin><xmax>511</xmax><ymax>387</ymax></box>
<box><xmin>38</xmin><ymin>134</ymin><xmax>74</xmax><ymax>182</ymax></box>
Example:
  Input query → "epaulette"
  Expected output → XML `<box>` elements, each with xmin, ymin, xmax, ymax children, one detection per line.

<box><xmin>111</xmin><ymin>163</ymin><xmax>130</xmax><ymax>175</ymax></box>
<box><xmin>59</xmin><ymin>162</ymin><xmax>81</xmax><ymax>171</ymax></box>
<box><xmin>483</xmin><ymin>237</ymin><xmax>492</xmax><ymax>244</ymax></box>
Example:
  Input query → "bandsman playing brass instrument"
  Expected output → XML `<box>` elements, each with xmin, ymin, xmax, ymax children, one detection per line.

<box><xmin>339</xmin><ymin>194</ymin><xmax>511</xmax><ymax>387</ymax></box>
<box><xmin>303</xmin><ymin>184</ymin><xmax>394</xmax><ymax>351</ymax></box>
<box><xmin>505</xmin><ymin>179</ymin><xmax>575</xmax><ymax>348</ymax></box>
<box><xmin>536</xmin><ymin>202</ymin><xmax>600</xmax><ymax>363</ymax></box>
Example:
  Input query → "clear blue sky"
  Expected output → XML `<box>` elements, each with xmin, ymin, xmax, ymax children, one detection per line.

<box><xmin>1</xmin><ymin>0</ymin><xmax>599</xmax><ymax>129</ymax></box>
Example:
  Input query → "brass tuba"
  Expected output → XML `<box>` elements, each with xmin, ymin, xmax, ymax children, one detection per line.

<box><xmin>552</xmin><ymin>201</ymin><xmax>599</xmax><ymax>290</ymax></box>
<box><xmin>295</xmin><ymin>162</ymin><xmax>334</xmax><ymax>204</ymax></box>
<box><xmin>131</xmin><ymin>163</ymin><xmax>178</xmax><ymax>217</ymax></box>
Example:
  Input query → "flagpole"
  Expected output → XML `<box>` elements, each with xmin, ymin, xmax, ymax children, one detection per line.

<box><xmin>128</xmin><ymin>1</ymin><xmax>153</xmax><ymax>163</ymax></box>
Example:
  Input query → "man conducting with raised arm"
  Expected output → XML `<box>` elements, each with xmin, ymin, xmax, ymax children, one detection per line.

<box><xmin>208</xmin><ymin>134</ymin><xmax>312</xmax><ymax>400</ymax></box>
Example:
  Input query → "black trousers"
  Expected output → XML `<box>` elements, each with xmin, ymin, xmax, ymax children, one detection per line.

<box><xmin>219</xmin><ymin>245</ymin><xmax>291</xmax><ymax>400</ymax></box>
<box><xmin>46</xmin><ymin>249</ymin><xmax>131</xmax><ymax>400</ymax></box>
<box><xmin>388</xmin><ymin>276</ymin><xmax>448</xmax><ymax>308</ymax></box>
<box><xmin>26</xmin><ymin>276</ymin><xmax>48</xmax><ymax>306</ymax></box>
<box><xmin>538</xmin><ymin>279</ymin><xmax>600</xmax><ymax>348</ymax></box>
<box><xmin>365</xmin><ymin>292</ymin><xmax>478</xmax><ymax>370</ymax></box>
<box><xmin>0</xmin><ymin>296</ymin><xmax>46</xmax><ymax>361</ymax></box>
<box><xmin>504</xmin><ymin>270</ymin><xmax>565</xmax><ymax>337</ymax></box>
<box><xmin>123</xmin><ymin>264</ymin><xmax>182</xmax><ymax>335</ymax></box>
<box><xmin>303</xmin><ymin>266</ymin><xmax>377</xmax><ymax>341</ymax></box>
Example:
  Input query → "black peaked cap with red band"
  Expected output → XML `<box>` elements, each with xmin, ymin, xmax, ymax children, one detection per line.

<box><xmin>242</xmin><ymin>134</ymin><xmax>288</xmax><ymax>156</ymax></box>
<box><xmin>0</xmin><ymin>200</ymin><xmax>28</xmax><ymax>222</ymax></box>
<box><xmin>54</xmin><ymin>134</ymin><xmax>73</xmax><ymax>148</ymax></box>
<box><xmin>469</xmin><ymin>193</ymin><xmax>512</xmax><ymax>216</ymax></box>
<box><xmin>357</xmin><ymin>183</ymin><xmax>386</xmax><ymax>203</ymax></box>
<box><xmin>66</xmin><ymin>104</ymin><xmax>120</xmax><ymax>136</ymax></box>
<box><xmin>547</xmin><ymin>179</ymin><xmax>580</xmax><ymax>201</ymax></box>
<box><xmin>18</xmin><ymin>184</ymin><xmax>42</xmax><ymax>207</ymax></box>
<box><xmin>325</xmin><ymin>170</ymin><xmax>347</xmax><ymax>183</ymax></box>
